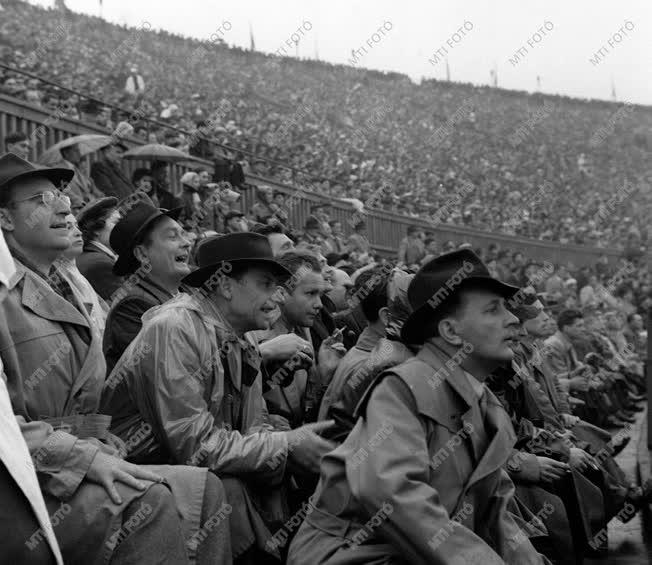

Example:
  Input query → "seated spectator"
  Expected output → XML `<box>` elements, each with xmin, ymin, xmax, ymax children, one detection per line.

<box><xmin>4</xmin><ymin>131</ymin><xmax>30</xmax><ymax>160</ymax></box>
<box><xmin>55</xmin><ymin>143</ymin><xmax>102</xmax><ymax>210</ymax></box>
<box><xmin>0</xmin><ymin>227</ymin><xmax>64</xmax><ymax>565</ymax></box>
<box><xmin>288</xmin><ymin>250</ymin><xmax>547</xmax><ymax>564</ymax></box>
<box><xmin>301</xmin><ymin>215</ymin><xmax>324</xmax><ymax>247</ymax></box>
<box><xmin>131</xmin><ymin>167</ymin><xmax>156</xmax><ymax>204</ymax></box>
<box><xmin>90</xmin><ymin>142</ymin><xmax>133</xmax><ymax>199</ymax></box>
<box><xmin>252</xmin><ymin>223</ymin><xmax>294</xmax><ymax>256</ymax></box>
<box><xmin>251</xmin><ymin>250</ymin><xmax>346</xmax><ymax>428</ymax></box>
<box><xmin>103</xmin><ymin>201</ymin><xmax>190</xmax><ymax>374</ymax></box>
<box><xmin>224</xmin><ymin>210</ymin><xmax>248</xmax><ymax>233</ymax></box>
<box><xmin>76</xmin><ymin>196</ymin><xmax>124</xmax><ymax>301</ymax></box>
<box><xmin>420</xmin><ymin>236</ymin><xmax>438</xmax><ymax>265</ymax></box>
<box><xmin>326</xmin><ymin>219</ymin><xmax>347</xmax><ymax>254</ymax></box>
<box><xmin>101</xmin><ymin>233</ymin><xmax>336</xmax><ymax>561</ymax></box>
<box><xmin>178</xmin><ymin>171</ymin><xmax>201</xmax><ymax>229</ymax></box>
<box><xmin>0</xmin><ymin>153</ymin><xmax>229</xmax><ymax>565</ymax></box>
<box><xmin>55</xmin><ymin>212</ymin><xmax>107</xmax><ymax>337</ymax></box>
<box><xmin>151</xmin><ymin>161</ymin><xmax>182</xmax><ymax>209</ymax></box>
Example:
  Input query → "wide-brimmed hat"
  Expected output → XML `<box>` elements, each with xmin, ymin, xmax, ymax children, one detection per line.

<box><xmin>76</xmin><ymin>196</ymin><xmax>119</xmax><ymax>229</ymax></box>
<box><xmin>401</xmin><ymin>249</ymin><xmax>519</xmax><ymax>344</ymax></box>
<box><xmin>110</xmin><ymin>200</ymin><xmax>183</xmax><ymax>276</ymax></box>
<box><xmin>182</xmin><ymin>232</ymin><xmax>291</xmax><ymax>287</ymax></box>
<box><xmin>0</xmin><ymin>152</ymin><xmax>74</xmax><ymax>192</ymax></box>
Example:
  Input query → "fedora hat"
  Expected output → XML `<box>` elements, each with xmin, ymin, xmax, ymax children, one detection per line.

<box><xmin>0</xmin><ymin>152</ymin><xmax>73</xmax><ymax>192</ymax></box>
<box><xmin>110</xmin><ymin>201</ymin><xmax>183</xmax><ymax>276</ymax></box>
<box><xmin>401</xmin><ymin>249</ymin><xmax>519</xmax><ymax>344</ymax></box>
<box><xmin>182</xmin><ymin>232</ymin><xmax>291</xmax><ymax>287</ymax></box>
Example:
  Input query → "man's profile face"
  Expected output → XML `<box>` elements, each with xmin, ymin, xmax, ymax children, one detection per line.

<box><xmin>1</xmin><ymin>177</ymin><xmax>71</xmax><ymax>254</ymax></box>
<box><xmin>564</xmin><ymin>318</ymin><xmax>585</xmax><ymax>340</ymax></box>
<box><xmin>282</xmin><ymin>270</ymin><xmax>325</xmax><ymax>327</ymax></box>
<box><xmin>450</xmin><ymin>289</ymin><xmax>520</xmax><ymax>362</ymax></box>
<box><xmin>7</xmin><ymin>139</ymin><xmax>30</xmax><ymax>160</ymax></box>
<box><xmin>523</xmin><ymin>301</ymin><xmax>553</xmax><ymax>338</ymax></box>
<box><xmin>268</xmin><ymin>233</ymin><xmax>294</xmax><ymax>256</ymax></box>
<box><xmin>228</xmin><ymin>267</ymin><xmax>280</xmax><ymax>331</ymax></box>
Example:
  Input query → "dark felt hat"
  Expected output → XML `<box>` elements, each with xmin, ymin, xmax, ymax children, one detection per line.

<box><xmin>224</xmin><ymin>210</ymin><xmax>245</xmax><ymax>222</ymax></box>
<box><xmin>401</xmin><ymin>249</ymin><xmax>519</xmax><ymax>344</ymax></box>
<box><xmin>110</xmin><ymin>200</ymin><xmax>183</xmax><ymax>276</ymax></box>
<box><xmin>182</xmin><ymin>232</ymin><xmax>291</xmax><ymax>287</ymax></box>
<box><xmin>0</xmin><ymin>152</ymin><xmax>73</xmax><ymax>192</ymax></box>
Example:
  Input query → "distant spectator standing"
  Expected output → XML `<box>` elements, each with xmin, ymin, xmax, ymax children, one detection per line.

<box><xmin>397</xmin><ymin>225</ymin><xmax>425</xmax><ymax>267</ymax></box>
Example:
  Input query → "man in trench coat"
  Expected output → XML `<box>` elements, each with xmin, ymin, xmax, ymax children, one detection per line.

<box><xmin>288</xmin><ymin>250</ymin><xmax>547</xmax><ymax>564</ymax></box>
<box><xmin>101</xmin><ymin>233</ymin><xmax>337</xmax><ymax>563</ymax></box>
<box><xmin>0</xmin><ymin>153</ymin><xmax>230</xmax><ymax>565</ymax></box>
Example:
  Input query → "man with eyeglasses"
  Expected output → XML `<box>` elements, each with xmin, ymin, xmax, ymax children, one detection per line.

<box><xmin>0</xmin><ymin>153</ymin><xmax>232</xmax><ymax>565</ymax></box>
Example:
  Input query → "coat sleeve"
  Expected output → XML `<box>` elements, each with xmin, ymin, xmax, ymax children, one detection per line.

<box><xmin>348</xmin><ymin>375</ymin><xmax>506</xmax><ymax>564</ymax></box>
<box><xmin>137</xmin><ymin>316</ymin><xmax>288</xmax><ymax>482</ymax></box>
<box><xmin>18</xmin><ymin>417</ymin><xmax>99</xmax><ymax>500</ymax></box>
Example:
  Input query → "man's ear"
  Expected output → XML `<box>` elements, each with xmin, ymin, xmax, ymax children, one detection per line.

<box><xmin>132</xmin><ymin>244</ymin><xmax>147</xmax><ymax>265</ymax></box>
<box><xmin>216</xmin><ymin>274</ymin><xmax>234</xmax><ymax>301</ymax></box>
<box><xmin>0</xmin><ymin>208</ymin><xmax>15</xmax><ymax>232</ymax></box>
<box><xmin>377</xmin><ymin>306</ymin><xmax>390</xmax><ymax>327</ymax></box>
<box><xmin>438</xmin><ymin>317</ymin><xmax>464</xmax><ymax>347</ymax></box>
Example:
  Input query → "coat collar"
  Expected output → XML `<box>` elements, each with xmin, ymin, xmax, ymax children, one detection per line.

<box><xmin>415</xmin><ymin>342</ymin><xmax>516</xmax><ymax>486</ymax></box>
<box><xmin>354</xmin><ymin>325</ymin><xmax>383</xmax><ymax>353</ymax></box>
<box><xmin>10</xmin><ymin>259</ymin><xmax>90</xmax><ymax>329</ymax></box>
<box><xmin>134</xmin><ymin>276</ymin><xmax>175</xmax><ymax>305</ymax></box>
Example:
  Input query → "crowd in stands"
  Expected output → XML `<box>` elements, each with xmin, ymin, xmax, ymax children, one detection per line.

<box><xmin>1</xmin><ymin>0</ymin><xmax>652</xmax><ymax>252</ymax></box>
<box><xmin>0</xmin><ymin>2</ymin><xmax>651</xmax><ymax>564</ymax></box>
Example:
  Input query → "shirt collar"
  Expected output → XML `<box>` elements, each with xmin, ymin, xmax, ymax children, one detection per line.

<box><xmin>463</xmin><ymin>370</ymin><xmax>486</xmax><ymax>399</ymax></box>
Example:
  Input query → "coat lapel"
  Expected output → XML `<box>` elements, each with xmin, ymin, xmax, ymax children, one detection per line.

<box><xmin>20</xmin><ymin>269</ymin><xmax>90</xmax><ymax>329</ymax></box>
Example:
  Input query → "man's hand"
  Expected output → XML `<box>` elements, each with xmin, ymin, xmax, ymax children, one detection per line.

<box><xmin>569</xmin><ymin>375</ymin><xmax>589</xmax><ymax>392</ymax></box>
<box><xmin>259</xmin><ymin>334</ymin><xmax>314</xmax><ymax>364</ymax></box>
<box><xmin>569</xmin><ymin>447</ymin><xmax>598</xmax><ymax>473</ymax></box>
<box><xmin>318</xmin><ymin>328</ymin><xmax>347</xmax><ymax>382</ymax></box>
<box><xmin>86</xmin><ymin>451</ymin><xmax>163</xmax><ymax>504</ymax></box>
<box><xmin>536</xmin><ymin>456</ymin><xmax>569</xmax><ymax>484</ymax></box>
<box><xmin>561</xmin><ymin>413</ymin><xmax>579</xmax><ymax>428</ymax></box>
<box><xmin>285</xmin><ymin>420</ymin><xmax>336</xmax><ymax>474</ymax></box>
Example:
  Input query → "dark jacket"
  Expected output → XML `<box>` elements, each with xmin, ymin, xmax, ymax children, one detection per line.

<box><xmin>76</xmin><ymin>242</ymin><xmax>123</xmax><ymax>302</ymax></box>
<box><xmin>103</xmin><ymin>277</ymin><xmax>174</xmax><ymax>375</ymax></box>
<box><xmin>90</xmin><ymin>159</ymin><xmax>133</xmax><ymax>199</ymax></box>
<box><xmin>154</xmin><ymin>187</ymin><xmax>183</xmax><ymax>211</ymax></box>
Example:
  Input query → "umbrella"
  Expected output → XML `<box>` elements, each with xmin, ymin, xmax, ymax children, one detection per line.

<box><xmin>122</xmin><ymin>144</ymin><xmax>195</xmax><ymax>163</ymax></box>
<box><xmin>38</xmin><ymin>134</ymin><xmax>114</xmax><ymax>165</ymax></box>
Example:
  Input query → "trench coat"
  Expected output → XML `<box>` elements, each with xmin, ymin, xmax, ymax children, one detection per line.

<box><xmin>101</xmin><ymin>292</ymin><xmax>289</xmax><ymax>557</ymax></box>
<box><xmin>287</xmin><ymin>341</ymin><xmax>546</xmax><ymax>565</ymax></box>
<box><xmin>0</xmin><ymin>259</ymin><xmax>212</xmax><ymax>564</ymax></box>
<box><xmin>318</xmin><ymin>325</ymin><xmax>382</xmax><ymax>423</ymax></box>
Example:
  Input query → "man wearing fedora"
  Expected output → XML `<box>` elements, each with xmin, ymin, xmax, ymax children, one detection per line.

<box><xmin>103</xmin><ymin>199</ymin><xmax>191</xmax><ymax>374</ymax></box>
<box><xmin>101</xmin><ymin>232</ymin><xmax>336</xmax><ymax>563</ymax></box>
<box><xmin>0</xmin><ymin>153</ymin><xmax>232</xmax><ymax>564</ymax></box>
<box><xmin>288</xmin><ymin>249</ymin><xmax>547</xmax><ymax>564</ymax></box>
<box><xmin>76</xmin><ymin>196</ymin><xmax>123</xmax><ymax>301</ymax></box>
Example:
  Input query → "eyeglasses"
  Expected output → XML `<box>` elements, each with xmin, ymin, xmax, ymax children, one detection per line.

<box><xmin>11</xmin><ymin>190</ymin><xmax>71</xmax><ymax>208</ymax></box>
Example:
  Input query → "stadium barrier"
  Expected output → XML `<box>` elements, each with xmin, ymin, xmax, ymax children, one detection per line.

<box><xmin>0</xmin><ymin>93</ymin><xmax>634</xmax><ymax>267</ymax></box>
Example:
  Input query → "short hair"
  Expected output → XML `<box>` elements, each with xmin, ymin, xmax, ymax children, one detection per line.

<box><xmin>277</xmin><ymin>251</ymin><xmax>322</xmax><ymax>277</ymax></box>
<box><xmin>626</xmin><ymin>312</ymin><xmax>641</xmax><ymax>324</ymax></box>
<box><xmin>132</xmin><ymin>168</ymin><xmax>151</xmax><ymax>185</ymax></box>
<box><xmin>4</xmin><ymin>131</ymin><xmax>27</xmax><ymax>145</ymax></box>
<box><xmin>421</xmin><ymin>292</ymin><xmax>466</xmax><ymax>340</ymax></box>
<box><xmin>352</xmin><ymin>267</ymin><xmax>388</xmax><ymax>323</ymax></box>
<box><xmin>407</xmin><ymin>225</ymin><xmax>419</xmax><ymax>235</ymax></box>
<box><xmin>80</xmin><ymin>207</ymin><xmax>117</xmax><ymax>246</ymax></box>
<box><xmin>328</xmin><ymin>219</ymin><xmax>341</xmax><ymax>227</ymax></box>
<box><xmin>424</xmin><ymin>237</ymin><xmax>435</xmax><ymax>247</ymax></box>
<box><xmin>251</xmin><ymin>223</ymin><xmax>285</xmax><ymax>237</ymax></box>
<box><xmin>557</xmin><ymin>309</ymin><xmax>583</xmax><ymax>330</ymax></box>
